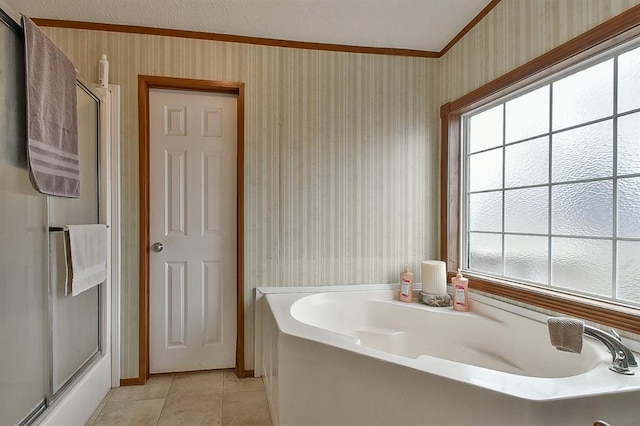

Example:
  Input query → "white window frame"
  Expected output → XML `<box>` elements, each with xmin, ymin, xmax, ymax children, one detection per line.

<box><xmin>459</xmin><ymin>37</ymin><xmax>640</xmax><ymax>307</ymax></box>
<box><xmin>440</xmin><ymin>10</ymin><xmax>640</xmax><ymax>335</ymax></box>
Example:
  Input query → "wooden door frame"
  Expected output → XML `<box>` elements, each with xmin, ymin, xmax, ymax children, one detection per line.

<box><xmin>130</xmin><ymin>75</ymin><xmax>246</xmax><ymax>385</ymax></box>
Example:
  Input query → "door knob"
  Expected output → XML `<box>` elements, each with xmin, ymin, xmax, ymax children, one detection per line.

<box><xmin>151</xmin><ymin>242</ymin><xmax>164</xmax><ymax>252</ymax></box>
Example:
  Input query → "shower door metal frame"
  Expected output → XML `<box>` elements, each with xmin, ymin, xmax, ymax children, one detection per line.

<box><xmin>44</xmin><ymin>76</ymin><xmax>105</xmax><ymax>409</ymax></box>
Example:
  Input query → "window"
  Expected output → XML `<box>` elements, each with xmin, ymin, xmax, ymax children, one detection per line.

<box><xmin>462</xmin><ymin>42</ymin><xmax>640</xmax><ymax>307</ymax></box>
<box><xmin>440</xmin><ymin>10</ymin><xmax>640</xmax><ymax>333</ymax></box>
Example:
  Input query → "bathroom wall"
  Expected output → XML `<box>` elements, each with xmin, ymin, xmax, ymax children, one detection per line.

<box><xmin>440</xmin><ymin>0</ymin><xmax>640</xmax><ymax>103</ymax></box>
<box><xmin>42</xmin><ymin>0</ymin><xmax>640</xmax><ymax>378</ymax></box>
<box><xmin>42</xmin><ymin>28</ymin><xmax>441</xmax><ymax>377</ymax></box>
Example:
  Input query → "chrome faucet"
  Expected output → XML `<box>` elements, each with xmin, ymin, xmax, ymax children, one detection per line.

<box><xmin>584</xmin><ymin>325</ymin><xmax>637</xmax><ymax>375</ymax></box>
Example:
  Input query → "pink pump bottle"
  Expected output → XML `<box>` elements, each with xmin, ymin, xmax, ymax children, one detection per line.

<box><xmin>399</xmin><ymin>264</ymin><xmax>414</xmax><ymax>302</ymax></box>
<box><xmin>452</xmin><ymin>268</ymin><xmax>470</xmax><ymax>311</ymax></box>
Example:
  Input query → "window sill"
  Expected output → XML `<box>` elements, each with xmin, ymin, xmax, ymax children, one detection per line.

<box><xmin>450</xmin><ymin>271</ymin><xmax>640</xmax><ymax>335</ymax></box>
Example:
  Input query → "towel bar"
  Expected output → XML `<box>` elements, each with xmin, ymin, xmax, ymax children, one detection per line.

<box><xmin>49</xmin><ymin>224</ymin><xmax>109</xmax><ymax>296</ymax></box>
<box><xmin>49</xmin><ymin>225</ymin><xmax>109</xmax><ymax>232</ymax></box>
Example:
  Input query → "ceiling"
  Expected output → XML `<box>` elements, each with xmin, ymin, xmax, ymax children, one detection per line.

<box><xmin>9</xmin><ymin>0</ymin><xmax>494</xmax><ymax>53</ymax></box>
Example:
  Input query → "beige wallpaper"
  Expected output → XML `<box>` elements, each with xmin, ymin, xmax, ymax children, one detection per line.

<box><xmin>440</xmin><ymin>0</ymin><xmax>640</xmax><ymax>104</ymax></box>
<box><xmin>42</xmin><ymin>0</ymin><xmax>640</xmax><ymax>378</ymax></box>
<box><xmin>42</xmin><ymin>28</ymin><xmax>441</xmax><ymax>377</ymax></box>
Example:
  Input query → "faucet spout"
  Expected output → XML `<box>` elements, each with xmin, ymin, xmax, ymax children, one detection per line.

<box><xmin>584</xmin><ymin>325</ymin><xmax>637</xmax><ymax>373</ymax></box>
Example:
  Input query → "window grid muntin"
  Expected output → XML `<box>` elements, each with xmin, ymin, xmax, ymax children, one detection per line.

<box><xmin>500</xmin><ymin>103</ymin><xmax>506</xmax><ymax>277</ymax></box>
<box><xmin>546</xmin><ymin>78</ymin><xmax>554</xmax><ymax>287</ymax></box>
<box><xmin>468</xmin><ymin>106</ymin><xmax>640</xmax><ymax>158</ymax></box>
<box><xmin>462</xmin><ymin>40</ymin><xmax>640</xmax><ymax>306</ymax></box>
<box><xmin>612</xmin><ymin>53</ymin><xmax>620</xmax><ymax>299</ymax></box>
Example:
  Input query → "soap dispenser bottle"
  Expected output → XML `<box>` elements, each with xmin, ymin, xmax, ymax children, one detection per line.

<box><xmin>98</xmin><ymin>54</ymin><xmax>109</xmax><ymax>88</ymax></box>
<box><xmin>452</xmin><ymin>268</ymin><xmax>469</xmax><ymax>311</ymax></box>
<box><xmin>399</xmin><ymin>264</ymin><xmax>414</xmax><ymax>302</ymax></box>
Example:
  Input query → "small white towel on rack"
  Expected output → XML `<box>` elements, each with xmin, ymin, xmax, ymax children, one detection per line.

<box><xmin>67</xmin><ymin>224</ymin><xmax>107</xmax><ymax>296</ymax></box>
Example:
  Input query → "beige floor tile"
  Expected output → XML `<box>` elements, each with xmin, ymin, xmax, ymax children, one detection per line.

<box><xmin>157</xmin><ymin>392</ymin><xmax>223</xmax><ymax>426</ymax></box>
<box><xmin>168</xmin><ymin>370</ymin><xmax>224</xmax><ymax>397</ymax></box>
<box><xmin>86</xmin><ymin>371</ymin><xmax>272</xmax><ymax>426</ymax></box>
<box><xmin>222</xmin><ymin>391</ymin><xmax>272</xmax><ymax>426</ymax></box>
<box><xmin>223</xmin><ymin>370</ymin><xmax>265</xmax><ymax>393</ymax></box>
<box><xmin>109</xmin><ymin>374</ymin><xmax>173</xmax><ymax>402</ymax></box>
<box><xmin>92</xmin><ymin>399</ymin><xmax>165</xmax><ymax>426</ymax></box>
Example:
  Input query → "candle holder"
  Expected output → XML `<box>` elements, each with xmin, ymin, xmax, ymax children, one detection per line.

<box><xmin>419</xmin><ymin>260</ymin><xmax>451</xmax><ymax>307</ymax></box>
<box><xmin>420</xmin><ymin>291</ymin><xmax>452</xmax><ymax>307</ymax></box>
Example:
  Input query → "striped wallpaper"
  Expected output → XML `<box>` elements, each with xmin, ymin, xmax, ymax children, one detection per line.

<box><xmin>440</xmin><ymin>0</ymin><xmax>640</xmax><ymax>103</ymax></box>
<box><xmin>42</xmin><ymin>0</ymin><xmax>640</xmax><ymax>378</ymax></box>
<box><xmin>42</xmin><ymin>28</ymin><xmax>440</xmax><ymax>377</ymax></box>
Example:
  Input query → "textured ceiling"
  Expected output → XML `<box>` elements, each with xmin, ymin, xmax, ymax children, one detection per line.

<box><xmin>9</xmin><ymin>0</ymin><xmax>493</xmax><ymax>52</ymax></box>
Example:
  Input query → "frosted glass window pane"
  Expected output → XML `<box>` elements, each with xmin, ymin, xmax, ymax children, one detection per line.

<box><xmin>505</xmin><ymin>86</ymin><xmax>550</xmax><ymax>143</ymax></box>
<box><xmin>469</xmin><ymin>148</ymin><xmax>503</xmax><ymax>192</ymax></box>
<box><xmin>618</xmin><ymin>112</ymin><xmax>640</xmax><ymax>176</ymax></box>
<box><xmin>505</xmin><ymin>235</ymin><xmax>548</xmax><ymax>284</ymax></box>
<box><xmin>469</xmin><ymin>232</ymin><xmax>503</xmax><ymax>274</ymax></box>
<box><xmin>504</xmin><ymin>187</ymin><xmax>548</xmax><ymax>234</ymax></box>
<box><xmin>551</xmin><ymin>181</ymin><xmax>612</xmax><ymax>237</ymax></box>
<box><xmin>617</xmin><ymin>241</ymin><xmax>640</xmax><ymax>304</ymax></box>
<box><xmin>618</xmin><ymin>45</ymin><xmax>640</xmax><ymax>113</ymax></box>
<box><xmin>618</xmin><ymin>177</ymin><xmax>640</xmax><ymax>239</ymax></box>
<box><xmin>552</xmin><ymin>120</ymin><xmax>613</xmax><ymax>183</ymax></box>
<box><xmin>469</xmin><ymin>104</ymin><xmax>503</xmax><ymax>153</ymax></box>
<box><xmin>552</xmin><ymin>59</ymin><xmax>613</xmax><ymax>131</ymax></box>
<box><xmin>469</xmin><ymin>191</ymin><xmax>502</xmax><ymax>232</ymax></box>
<box><xmin>505</xmin><ymin>136</ymin><xmax>549</xmax><ymax>188</ymax></box>
<box><xmin>552</xmin><ymin>237</ymin><xmax>612</xmax><ymax>297</ymax></box>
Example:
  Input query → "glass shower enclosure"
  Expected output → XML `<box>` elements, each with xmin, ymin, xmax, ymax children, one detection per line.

<box><xmin>0</xmin><ymin>9</ymin><xmax>104</xmax><ymax>424</ymax></box>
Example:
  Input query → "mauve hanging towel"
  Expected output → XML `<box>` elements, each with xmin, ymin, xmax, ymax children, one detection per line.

<box><xmin>23</xmin><ymin>16</ymin><xmax>80</xmax><ymax>198</ymax></box>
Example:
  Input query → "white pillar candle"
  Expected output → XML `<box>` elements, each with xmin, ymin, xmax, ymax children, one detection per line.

<box><xmin>421</xmin><ymin>260</ymin><xmax>447</xmax><ymax>295</ymax></box>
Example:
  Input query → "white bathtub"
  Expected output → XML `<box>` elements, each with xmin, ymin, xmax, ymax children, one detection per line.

<box><xmin>257</xmin><ymin>285</ymin><xmax>640</xmax><ymax>426</ymax></box>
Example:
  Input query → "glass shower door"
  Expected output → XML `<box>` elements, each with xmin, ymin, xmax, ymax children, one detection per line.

<box><xmin>0</xmin><ymin>8</ymin><xmax>106</xmax><ymax>424</ymax></box>
<box><xmin>0</xmin><ymin>15</ymin><xmax>48</xmax><ymax>426</ymax></box>
<box><xmin>49</xmin><ymin>82</ymin><xmax>102</xmax><ymax>395</ymax></box>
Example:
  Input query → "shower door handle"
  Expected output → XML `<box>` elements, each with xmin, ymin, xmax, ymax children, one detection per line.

<box><xmin>151</xmin><ymin>242</ymin><xmax>164</xmax><ymax>253</ymax></box>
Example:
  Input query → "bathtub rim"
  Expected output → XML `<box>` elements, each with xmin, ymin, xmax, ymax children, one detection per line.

<box><xmin>256</xmin><ymin>283</ymin><xmax>640</xmax><ymax>402</ymax></box>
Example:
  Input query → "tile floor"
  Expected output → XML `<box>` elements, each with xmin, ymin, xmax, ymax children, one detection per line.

<box><xmin>86</xmin><ymin>370</ymin><xmax>272</xmax><ymax>426</ymax></box>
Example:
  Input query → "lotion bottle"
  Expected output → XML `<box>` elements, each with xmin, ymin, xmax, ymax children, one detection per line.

<box><xmin>399</xmin><ymin>264</ymin><xmax>414</xmax><ymax>302</ymax></box>
<box><xmin>452</xmin><ymin>268</ymin><xmax>470</xmax><ymax>311</ymax></box>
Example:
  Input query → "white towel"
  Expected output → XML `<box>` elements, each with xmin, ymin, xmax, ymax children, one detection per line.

<box><xmin>67</xmin><ymin>224</ymin><xmax>107</xmax><ymax>296</ymax></box>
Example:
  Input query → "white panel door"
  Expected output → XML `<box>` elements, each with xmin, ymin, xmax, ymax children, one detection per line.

<box><xmin>149</xmin><ymin>88</ymin><xmax>237</xmax><ymax>373</ymax></box>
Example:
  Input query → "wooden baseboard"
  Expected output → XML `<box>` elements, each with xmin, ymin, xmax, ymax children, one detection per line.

<box><xmin>119</xmin><ymin>369</ymin><xmax>256</xmax><ymax>386</ymax></box>
<box><xmin>120</xmin><ymin>377</ymin><xmax>145</xmax><ymax>386</ymax></box>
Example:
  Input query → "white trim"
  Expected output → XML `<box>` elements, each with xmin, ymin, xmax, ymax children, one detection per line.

<box><xmin>254</xmin><ymin>283</ymin><xmax>408</xmax><ymax>377</ymax></box>
<box><xmin>95</xmin><ymin>83</ymin><xmax>122</xmax><ymax>388</ymax></box>
<box><xmin>36</xmin><ymin>357</ymin><xmax>111</xmax><ymax>426</ymax></box>
<box><xmin>257</xmin><ymin>283</ymin><xmax>640</xmax><ymax>353</ymax></box>
<box><xmin>253</xmin><ymin>288</ymin><xmax>261</xmax><ymax>378</ymax></box>
<box><xmin>106</xmin><ymin>84</ymin><xmax>122</xmax><ymax>388</ymax></box>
